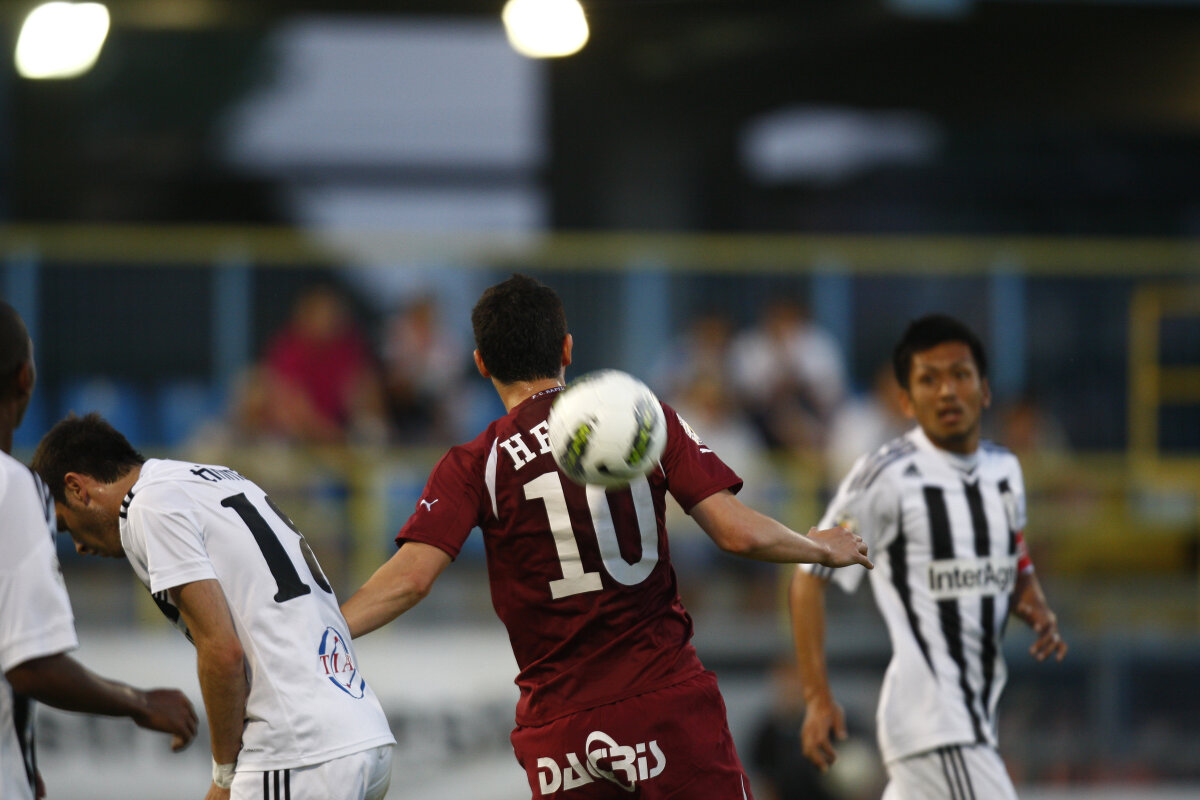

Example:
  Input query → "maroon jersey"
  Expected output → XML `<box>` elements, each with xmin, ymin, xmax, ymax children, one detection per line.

<box><xmin>397</xmin><ymin>386</ymin><xmax>742</xmax><ymax>727</ymax></box>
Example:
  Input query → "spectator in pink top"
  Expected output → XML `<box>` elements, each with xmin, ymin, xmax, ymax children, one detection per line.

<box><xmin>261</xmin><ymin>284</ymin><xmax>386</xmax><ymax>444</ymax></box>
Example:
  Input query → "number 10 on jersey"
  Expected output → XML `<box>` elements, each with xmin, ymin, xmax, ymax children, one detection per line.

<box><xmin>524</xmin><ymin>472</ymin><xmax>660</xmax><ymax>599</ymax></box>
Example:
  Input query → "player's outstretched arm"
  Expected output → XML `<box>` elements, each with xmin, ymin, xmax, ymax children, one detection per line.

<box><xmin>788</xmin><ymin>568</ymin><xmax>846</xmax><ymax>773</ymax></box>
<box><xmin>341</xmin><ymin>542</ymin><xmax>453</xmax><ymax>638</ymax></box>
<box><xmin>5</xmin><ymin>653</ymin><xmax>198</xmax><ymax>751</ymax></box>
<box><xmin>170</xmin><ymin>579</ymin><xmax>249</xmax><ymax>798</ymax></box>
<box><xmin>689</xmin><ymin>489</ymin><xmax>872</xmax><ymax>569</ymax></box>
<box><xmin>1012</xmin><ymin>570</ymin><xmax>1068</xmax><ymax>663</ymax></box>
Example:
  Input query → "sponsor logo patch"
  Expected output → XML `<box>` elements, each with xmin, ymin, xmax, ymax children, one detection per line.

<box><xmin>536</xmin><ymin>730</ymin><xmax>666</xmax><ymax>794</ymax></box>
<box><xmin>318</xmin><ymin>627</ymin><xmax>366</xmax><ymax>698</ymax></box>
<box><xmin>927</xmin><ymin>555</ymin><xmax>1018</xmax><ymax>600</ymax></box>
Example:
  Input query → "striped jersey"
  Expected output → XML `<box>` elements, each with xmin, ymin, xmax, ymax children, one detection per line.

<box><xmin>806</xmin><ymin>426</ymin><xmax>1027</xmax><ymax>763</ymax></box>
<box><xmin>120</xmin><ymin>459</ymin><xmax>394</xmax><ymax>772</ymax></box>
<box><xmin>0</xmin><ymin>452</ymin><xmax>78</xmax><ymax>800</ymax></box>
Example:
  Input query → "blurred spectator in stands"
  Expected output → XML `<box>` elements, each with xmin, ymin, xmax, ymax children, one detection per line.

<box><xmin>380</xmin><ymin>295</ymin><xmax>469</xmax><ymax>444</ymax></box>
<box><xmin>824</xmin><ymin>362</ymin><xmax>909</xmax><ymax>485</ymax></box>
<box><xmin>668</xmin><ymin>372</ymin><xmax>782</xmax><ymax>613</ymax></box>
<box><xmin>992</xmin><ymin>391</ymin><xmax>1071</xmax><ymax>461</ymax></box>
<box><xmin>651</xmin><ymin>311</ymin><xmax>736</xmax><ymax>404</ymax></box>
<box><xmin>257</xmin><ymin>284</ymin><xmax>387</xmax><ymax>445</ymax></box>
<box><xmin>672</xmin><ymin>372</ymin><xmax>770</xmax><ymax>508</ymax></box>
<box><xmin>728</xmin><ymin>299</ymin><xmax>848</xmax><ymax>453</ymax></box>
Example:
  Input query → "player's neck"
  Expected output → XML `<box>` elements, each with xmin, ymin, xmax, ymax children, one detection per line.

<box><xmin>923</xmin><ymin>426</ymin><xmax>980</xmax><ymax>457</ymax></box>
<box><xmin>105</xmin><ymin>465</ymin><xmax>144</xmax><ymax>509</ymax></box>
<box><xmin>495</xmin><ymin>377</ymin><xmax>564</xmax><ymax>412</ymax></box>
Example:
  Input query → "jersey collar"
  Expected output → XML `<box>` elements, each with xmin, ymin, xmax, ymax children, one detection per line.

<box><xmin>910</xmin><ymin>425</ymin><xmax>981</xmax><ymax>474</ymax></box>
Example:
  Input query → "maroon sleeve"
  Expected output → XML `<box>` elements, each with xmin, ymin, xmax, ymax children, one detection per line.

<box><xmin>658</xmin><ymin>402</ymin><xmax>743</xmax><ymax>512</ymax></box>
<box><xmin>395</xmin><ymin>445</ymin><xmax>484</xmax><ymax>559</ymax></box>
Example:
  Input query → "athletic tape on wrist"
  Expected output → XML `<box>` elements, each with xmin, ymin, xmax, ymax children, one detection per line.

<box><xmin>212</xmin><ymin>759</ymin><xmax>236</xmax><ymax>789</ymax></box>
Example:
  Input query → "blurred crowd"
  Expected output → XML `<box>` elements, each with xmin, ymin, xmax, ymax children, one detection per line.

<box><xmin>159</xmin><ymin>279</ymin><xmax>1077</xmax><ymax>619</ymax></box>
<box><xmin>197</xmin><ymin>280</ymin><xmax>1070</xmax><ymax>483</ymax></box>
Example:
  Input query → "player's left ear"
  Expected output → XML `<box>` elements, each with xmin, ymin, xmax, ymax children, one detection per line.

<box><xmin>561</xmin><ymin>334</ymin><xmax>573</xmax><ymax>368</ymax></box>
<box><xmin>473</xmin><ymin>349</ymin><xmax>490</xmax><ymax>379</ymax></box>
<box><xmin>62</xmin><ymin>472</ymin><xmax>90</xmax><ymax>506</ymax></box>
<box><xmin>898</xmin><ymin>388</ymin><xmax>916</xmax><ymax>420</ymax></box>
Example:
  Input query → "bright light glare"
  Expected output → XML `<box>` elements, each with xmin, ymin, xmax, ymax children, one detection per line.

<box><xmin>502</xmin><ymin>0</ymin><xmax>589</xmax><ymax>59</ymax></box>
<box><xmin>16</xmin><ymin>2</ymin><xmax>111</xmax><ymax>79</ymax></box>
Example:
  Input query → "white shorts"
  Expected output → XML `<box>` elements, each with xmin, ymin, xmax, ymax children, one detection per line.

<box><xmin>231</xmin><ymin>745</ymin><xmax>393</xmax><ymax>800</ymax></box>
<box><xmin>882</xmin><ymin>744</ymin><xmax>1018</xmax><ymax>800</ymax></box>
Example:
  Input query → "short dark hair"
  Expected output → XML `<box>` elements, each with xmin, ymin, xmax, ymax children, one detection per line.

<box><xmin>471</xmin><ymin>274</ymin><xmax>567</xmax><ymax>384</ymax></box>
<box><xmin>892</xmin><ymin>314</ymin><xmax>989</xmax><ymax>389</ymax></box>
<box><xmin>33</xmin><ymin>413</ymin><xmax>145</xmax><ymax>503</ymax></box>
<box><xmin>0</xmin><ymin>302</ymin><xmax>31</xmax><ymax>400</ymax></box>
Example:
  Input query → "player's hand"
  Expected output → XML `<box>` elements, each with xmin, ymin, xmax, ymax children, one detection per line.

<box><xmin>808</xmin><ymin>526</ymin><xmax>873</xmax><ymax>570</ymax></box>
<box><xmin>204</xmin><ymin>782</ymin><xmax>232</xmax><ymax>800</ymax></box>
<box><xmin>35</xmin><ymin>768</ymin><xmax>45</xmax><ymax>798</ymax></box>
<box><xmin>801</xmin><ymin>693</ymin><xmax>847</xmax><ymax>773</ymax></box>
<box><xmin>1016</xmin><ymin>600</ymin><xmax>1068</xmax><ymax>662</ymax></box>
<box><xmin>133</xmin><ymin>688</ymin><xmax>199</xmax><ymax>751</ymax></box>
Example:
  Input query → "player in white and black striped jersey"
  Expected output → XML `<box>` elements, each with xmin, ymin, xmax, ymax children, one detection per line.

<box><xmin>790</xmin><ymin>314</ymin><xmax>1067</xmax><ymax>800</ymax></box>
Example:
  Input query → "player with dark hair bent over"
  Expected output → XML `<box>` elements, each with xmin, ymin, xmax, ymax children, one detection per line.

<box><xmin>33</xmin><ymin>413</ymin><xmax>395</xmax><ymax>800</ymax></box>
<box><xmin>0</xmin><ymin>302</ymin><xmax>197</xmax><ymax>800</ymax></box>
<box><xmin>340</xmin><ymin>274</ymin><xmax>872</xmax><ymax>799</ymax></box>
<box><xmin>790</xmin><ymin>314</ymin><xmax>1067</xmax><ymax>800</ymax></box>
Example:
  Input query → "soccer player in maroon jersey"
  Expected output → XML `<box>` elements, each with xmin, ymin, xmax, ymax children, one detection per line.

<box><xmin>341</xmin><ymin>274</ymin><xmax>872</xmax><ymax>799</ymax></box>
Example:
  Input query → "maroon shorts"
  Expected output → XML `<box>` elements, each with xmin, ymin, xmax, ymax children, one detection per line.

<box><xmin>510</xmin><ymin>670</ymin><xmax>754</xmax><ymax>799</ymax></box>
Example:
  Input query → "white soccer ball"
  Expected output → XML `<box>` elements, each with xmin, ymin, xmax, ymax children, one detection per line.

<box><xmin>547</xmin><ymin>370</ymin><xmax>667</xmax><ymax>488</ymax></box>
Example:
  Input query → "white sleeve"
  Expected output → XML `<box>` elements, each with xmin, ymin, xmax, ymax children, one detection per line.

<box><xmin>805</xmin><ymin>453</ymin><xmax>897</xmax><ymax>594</ymax></box>
<box><xmin>1007</xmin><ymin>457</ymin><xmax>1028</xmax><ymax>532</ymax></box>
<box><xmin>0</xmin><ymin>474</ymin><xmax>78</xmax><ymax>673</ymax></box>
<box><xmin>126</xmin><ymin>485</ymin><xmax>218</xmax><ymax>594</ymax></box>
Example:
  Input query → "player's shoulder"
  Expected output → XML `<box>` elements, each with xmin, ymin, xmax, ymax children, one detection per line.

<box><xmin>980</xmin><ymin>439</ymin><xmax>1022</xmax><ymax>470</ymax></box>
<box><xmin>978</xmin><ymin>441</ymin><xmax>1025</xmax><ymax>494</ymax></box>
<box><xmin>0</xmin><ymin>451</ymin><xmax>18</xmax><ymax>499</ymax></box>
<box><xmin>662</xmin><ymin>401</ymin><xmax>725</xmax><ymax>456</ymax></box>
<box><xmin>845</xmin><ymin>432</ymin><xmax>920</xmax><ymax>493</ymax></box>
<box><xmin>429</xmin><ymin>427</ymin><xmax>495</xmax><ymax>479</ymax></box>
<box><xmin>127</xmin><ymin>459</ymin><xmax>238</xmax><ymax>510</ymax></box>
<box><xmin>128</xmin><ymin>459</ymin><xmax>189</xmax><ymax>498</ymax></box>
<box><xmin>660</xmin><ymin>400</ymin><xmax>697</xmax><ymax>440</ymax></box>
<box><xmin>0</xmin><ymin>448</ymin><xmax>27</xmax><ymax>482</ymax></box>
<box><xmin>0</xmin><ymin>450</ymin><xmax>41</xmax><ymax>505</ymax></box>
<box><xmin>980</xmin><ymin>438</ymin><xmax>1014</xmax><ymax>458</ymax></box>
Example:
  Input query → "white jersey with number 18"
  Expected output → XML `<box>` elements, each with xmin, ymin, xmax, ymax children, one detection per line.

<box><xmin>119</xmin><ymin>459</ymin><xmax>394</xmax><ymax>772</ymax></box>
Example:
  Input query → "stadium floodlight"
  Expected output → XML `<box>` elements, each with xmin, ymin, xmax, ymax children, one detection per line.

<box><xmin>502</xmin><ymin>0</ymin><xmax>589</xmax><ymax>59</ymax></box>
<box><xmin>15</xmin><ymin>2</ymin><xmax>111</xmax><ymax>80</ymax></box>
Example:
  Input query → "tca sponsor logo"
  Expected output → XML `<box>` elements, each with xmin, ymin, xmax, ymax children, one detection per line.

<box><xmin>537</xmin><ymin>731</ymin><xmax>665</xmax><ymax>794</ymax></box>
<box><xmin>318</xmin><ymin>626</ymin><xmax>366</xmax><ymax>699</ymax></box>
